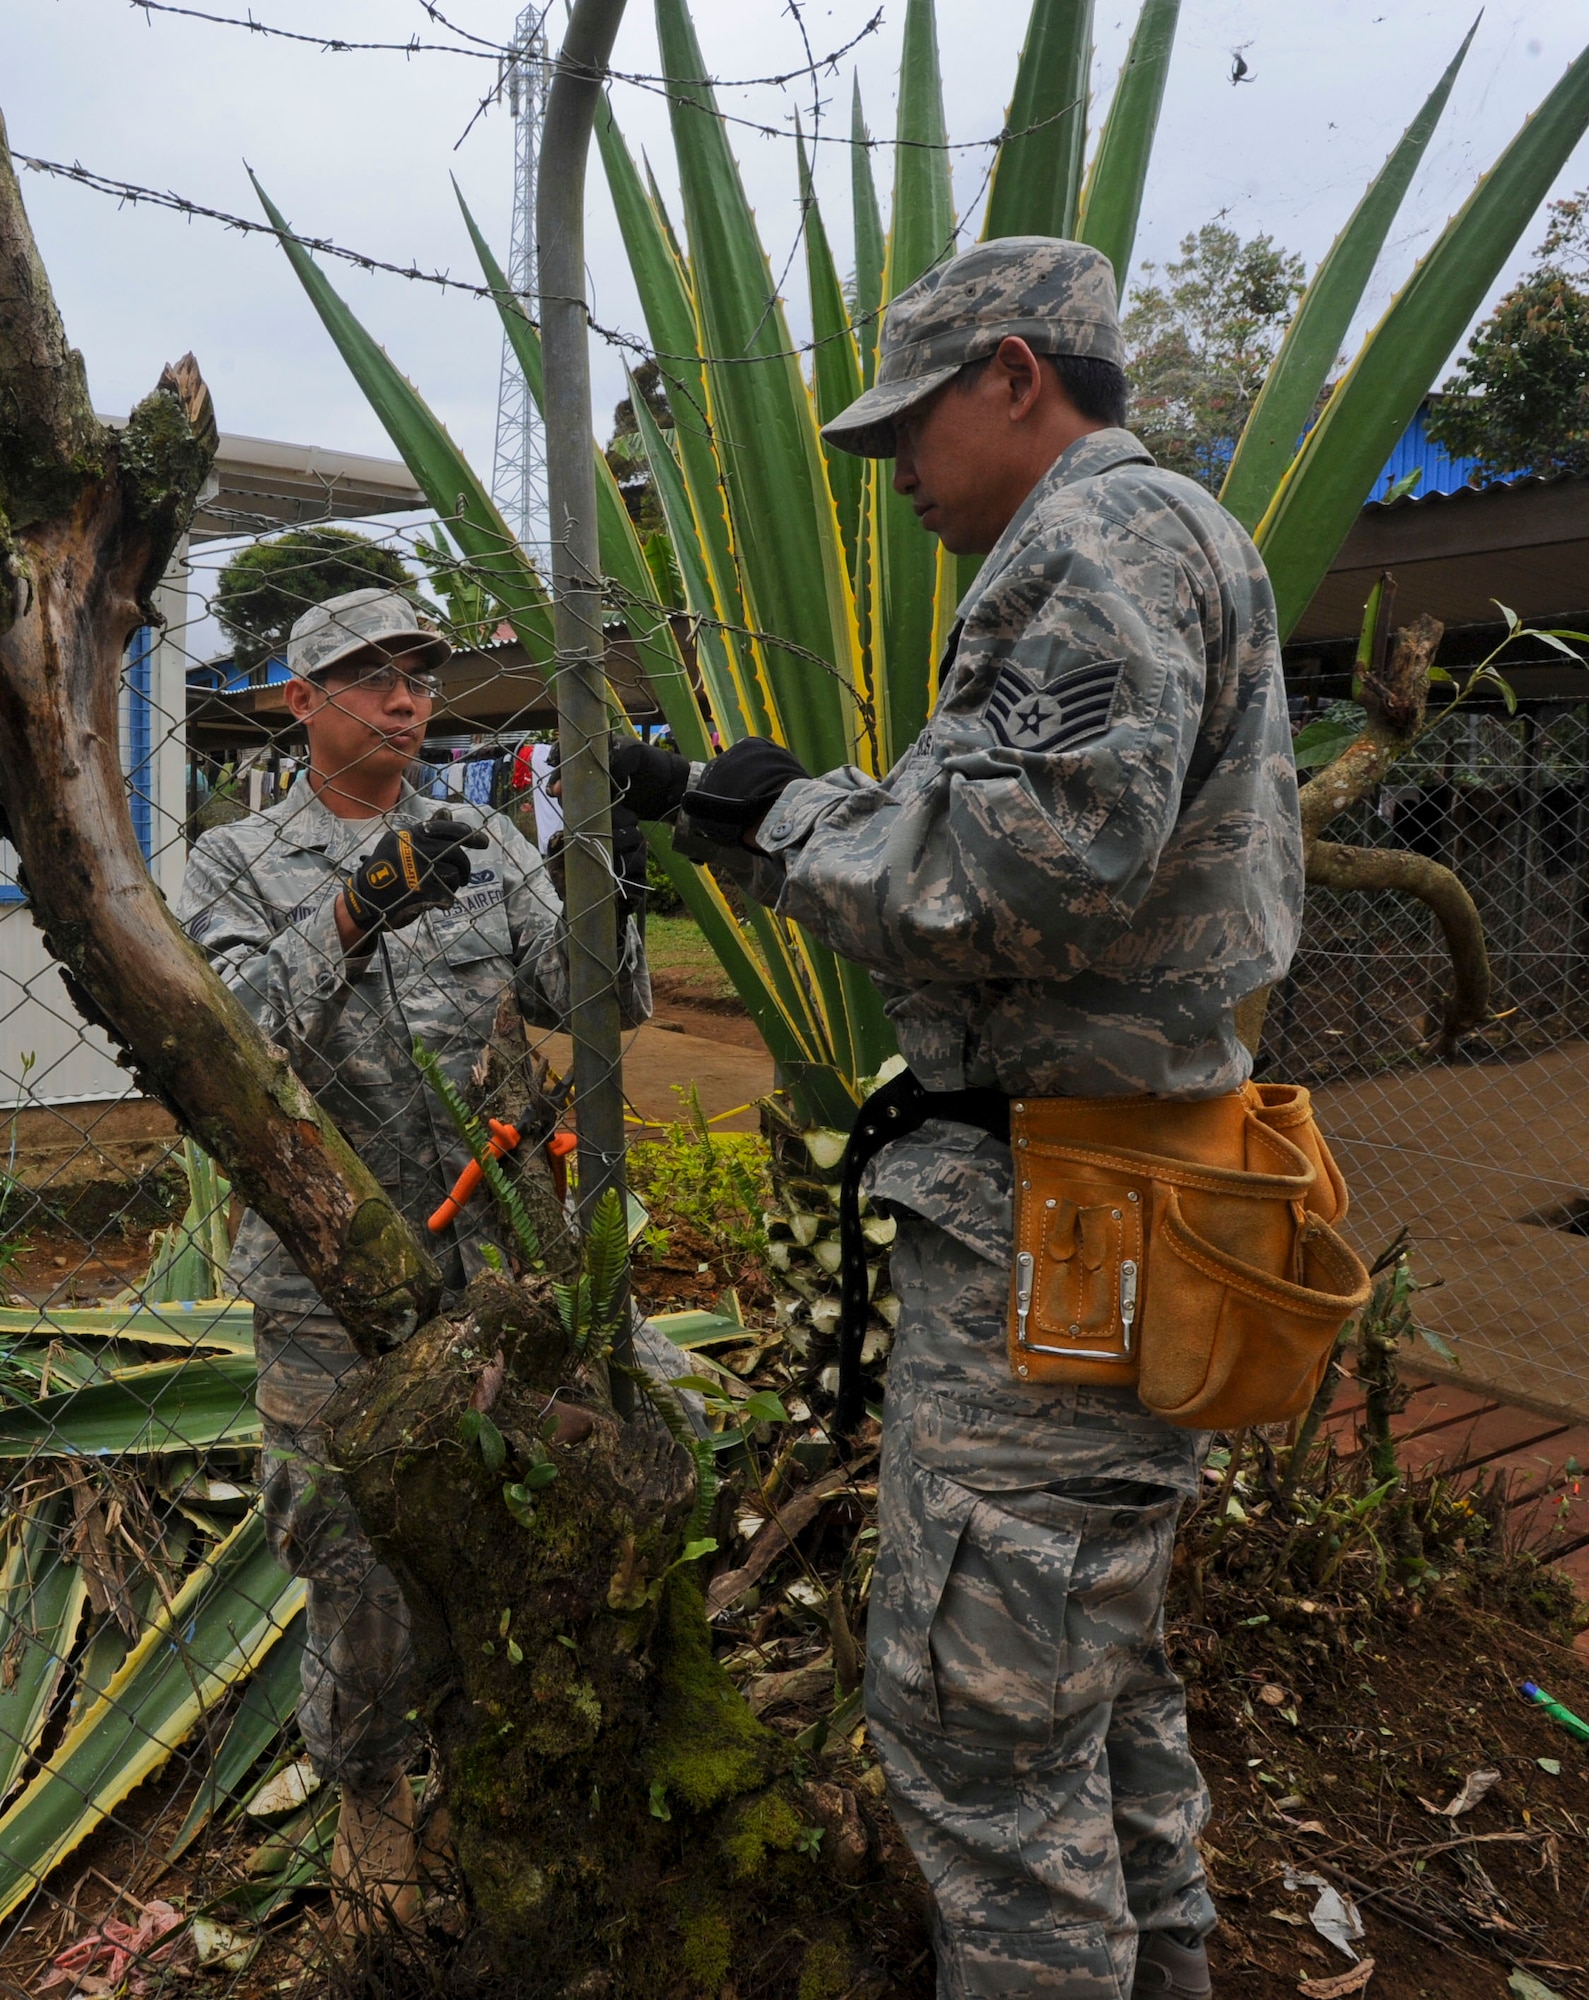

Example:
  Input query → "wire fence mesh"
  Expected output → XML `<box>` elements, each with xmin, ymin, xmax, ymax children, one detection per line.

<box><xmin>1</xmin><ymin>504</ymin><xmax>1588</xmax><ymax>1987</ymax></box>
<box><xmin>1258</xmin><ymin>697</ymin><xmax>1589</xmax><ymax>1425</ymax></box>
<box><xmin>0</xmin><ymin>516</ymin><xmax>664</xmax><ymax>1992</ymax></box>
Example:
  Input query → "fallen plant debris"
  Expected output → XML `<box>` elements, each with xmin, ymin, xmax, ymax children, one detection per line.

<box><xmin>35</xmin><ymin>1894</ymin><xmax>186</xmax><ymax>1993</ymax></box>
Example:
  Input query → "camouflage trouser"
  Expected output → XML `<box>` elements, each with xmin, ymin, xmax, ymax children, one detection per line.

<box><xmin>865</xmin><ymin>1221</ymin><xmax>1215</xmax><ymax>1999</ymax></box>
<box><xmin>255</xmin><ymin>1309</ymin><xmax>416</xmax><ymax>1792</ymax></box>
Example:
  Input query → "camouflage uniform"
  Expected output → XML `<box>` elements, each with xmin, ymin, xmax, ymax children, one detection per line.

<box><xmin>179</xmin><ymin>772</ymin><xmax>650</xmax><ymax>1785</ymax></box>
<box><xmin>684</xmin><ymin>239</ymin><xmax>1303</xmax><ymax>1992</ymax></box>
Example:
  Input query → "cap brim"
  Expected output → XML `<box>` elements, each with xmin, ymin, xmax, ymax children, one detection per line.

<box><xmin>819</xmin><ymin>364</ymin><xmax>961</xmax><ymax>458</ymax></box>
<box><xmin>298</xmin><ymin>630</ymin><xmax>451</xmax><ymax>679</ymax></box>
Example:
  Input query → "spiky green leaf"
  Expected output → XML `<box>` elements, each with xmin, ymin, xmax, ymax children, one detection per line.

<box><xmin>799</xmin><ymin>128</ymin><xmax>865</xmax><ymax>584</ymax></box>
<box><xmin>1075</xmin><ymin>0</ymin><xmax>1179</xmax><ymax>285</ymax></box>
<box><xmin>655</xmin><ymin>0</ymin><xmax>859</xmax><ymax>777</ymax></box>
<box><xmin>0</xmin><ymin>1507</ymin><xmax>302</xmax><ymax>1922</ymax></box>
<box><xmin>985</xmin><ymin>0</ymin><xmax>1094</xmax><ymax>243</ymax></box>
<box><xmin>1221</xmin><ymin>16</ymin><xmax>1478</xmax><ymax>530</ymax></box>
<box><xmin>1256</xmin><ymin>40</ymin><xmax>1589</xmax><ymax>637</ymax></box>
<box><xmin>596</xmin><ymin>97</ymin><xmax>771</xmax><ymax>740</ymax></box>
<box><xmin>878</xmin><ymin>0</ymin><xmax>958</xmax><ymax>761</ymax></box>
<box><xmin>851</xmin><ymin>78</ymin><xmax>886</xmax><ymax>389</ymax></box>
<box><xmin>251</xmin><ymin>175</ymin><xmax>553</xmax><ymax>661</ymax></box>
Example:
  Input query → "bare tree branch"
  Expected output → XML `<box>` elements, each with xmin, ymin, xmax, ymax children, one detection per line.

<box><xmin>1238</xmin><ymin>607</ymin><xmax>1493</xmax><ymax>1059</ymax></box>
<box><xmin>0</xmin><ymin>107</ymin><xmax>437</xmax><ymax>1354</ymax></box>
<box><xmin>1305</xmin><ymin>838</ymin><xmax>1492</xmax><ymax>1053</ymax></box>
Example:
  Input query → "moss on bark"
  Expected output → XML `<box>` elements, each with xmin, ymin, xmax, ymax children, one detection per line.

<box><xmin>329</xmin><ymin>1272</ymin><xmax>930</xmax><ymax>1996</ymax></box>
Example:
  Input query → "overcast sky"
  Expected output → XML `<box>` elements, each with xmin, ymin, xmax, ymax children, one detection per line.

<box><xmin>7</xmin><ymin>0</ymin><xmax>1589</xmax><ymax>611</ymax></box>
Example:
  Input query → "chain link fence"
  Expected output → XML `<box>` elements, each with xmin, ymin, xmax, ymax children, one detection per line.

<box><xmin>0</xmin><ymin>516</ymin><xmax>668</xmax><ymax>1991</ymax></box>
<box><xmin>3</xmin><ymin>506</ymin><xmax>1589</xmax><ymax>1983</ymax></box>
<box><xmin>1259</xmin><ymin>697</ymin><xmax>1589</xmax><ymax>1423</ymax></box>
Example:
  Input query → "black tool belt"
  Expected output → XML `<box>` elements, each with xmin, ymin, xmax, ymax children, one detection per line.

<box><xmin>835</xmin><ymin>1066</ymin><xmax>1010</xmax><ymax>1438</ymax></box>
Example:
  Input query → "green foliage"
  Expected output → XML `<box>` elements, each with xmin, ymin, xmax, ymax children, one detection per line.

<box><xmin>1124</xmin><ymin>224</ymin><xmax>1307</xmax><ymax>489</ymax></box>
<box><xmin>414</xmin><ymin>523</ymin><xmax>506</xmax><ymax>647</ymax></box>
<box><xmin>213</xmin><ymin>525</ymin><xmax>416</xmax><ymax>675</ymax></box>
<box><xmin>604</xmin><ymin>361</ymin><xmax>676</xmax><ymax>537</ymax></box>
<box><xmin>628</xmin><ymin>1110</ymin><xmax>772</xmax><ymax>1267</ymax></box>
<box><xmin>1292</xmin><ymin>700</ymin><xmax>1369</xmax><ymax>771</ymax></box>
<box><xmin>548</xmin><ymin>1187</ymin><xmax>630</xmax><ymax>1363</ymax></box>
<box><xmin>412</xmin><ymin>1038</ymin><xmax>543</xmax><ymax>1268</ymax></box>
<box><xmin>264</xmin><ymin>0</ymin><xmax>1589</xmax><ymax>1109</ymax></box>
<box><xmin>1428</xmin><ymin>188</ymin><xmax>1589</xmax><ymax>480</ymax></box>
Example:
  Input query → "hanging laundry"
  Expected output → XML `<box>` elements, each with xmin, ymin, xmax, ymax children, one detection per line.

<box><xmin>464</xmin><ymin>758</ymin><xmax>494</xmax><ymax>806</ymax></box>
<box><xmin>529</xmin><ymin>741</ymin><xmax>564</xmax><ymax>850</ymax></box>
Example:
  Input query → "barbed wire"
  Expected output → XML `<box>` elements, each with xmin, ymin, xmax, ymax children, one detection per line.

<box><xmin>125</xmin><ymin>0</ymin><xmax>886</xmax><ymax>96</ymax></box>
<box><xmin>9</xmin><ymin>148</ymin><xmax>895</xmax><ymax>372</ymax></box>
<box><xmin>11</xmin><ymin>150</ymin><xmax>511</xmax><ymax>298</ymax></box>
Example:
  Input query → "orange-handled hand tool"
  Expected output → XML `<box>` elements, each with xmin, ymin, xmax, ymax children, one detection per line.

<box><xmin>547</xmin><ymin>1129</ymin><xmax>578</xmax><ymax>1202</ymax></box>
<box><xmin>428</xmin><ymin>1118</ymin><xmax>521</xmax><ymax>1232</ymax></box>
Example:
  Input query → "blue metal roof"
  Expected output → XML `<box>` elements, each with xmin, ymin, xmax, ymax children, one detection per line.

<box><xmin>188</xmin><ymin>654</ymin><xmax>289</xmax><ymax>694</ymax></box>
<box><xmin>1371</xmin><ymin>399</ymin><xmax>1497</xmax><ymax>501</ymax></box>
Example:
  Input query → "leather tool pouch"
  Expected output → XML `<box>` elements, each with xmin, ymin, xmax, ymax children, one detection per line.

<box><xmin>1009</xmin><ymin>1084</ymin><xmax>1372</xmax><ymax>1431</ymax></box>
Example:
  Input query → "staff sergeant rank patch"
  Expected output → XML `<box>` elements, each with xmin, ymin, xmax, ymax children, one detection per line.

<box><xmin>983</xmin><ymin>656</ymin><xmax>1123</xmax><ymax>755</ymax></box>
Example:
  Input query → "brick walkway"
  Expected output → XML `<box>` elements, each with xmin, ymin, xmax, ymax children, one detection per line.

<box><xmin>1322</xmin><ymin>1369</ymin><xmax>1589</xmax><ymax>1646</ymax></box>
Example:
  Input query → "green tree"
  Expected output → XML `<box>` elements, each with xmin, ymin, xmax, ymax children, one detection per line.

<box><xmin>603</xmin><ymin>359</ymin><xmax>675</xmax><ymax>537</ymax></box>
<box><xmin>214</xmin><ymin>524</ymin><xmax>416</xmax><ymax>675</ymax></box>
<box><xmin>1123</xmin><ymin>223</ymin><xmax>1308</xmax><ymax>489</ymax></box>
<box><xmin>1426</xmin><ymin>190</ymin><xmax>1589</xmax><ymax>480</ymax></box>
<box><xmin>414</xmin><ymin>523</ymin><xmax>507</xmax><ymax>649</ymax></box>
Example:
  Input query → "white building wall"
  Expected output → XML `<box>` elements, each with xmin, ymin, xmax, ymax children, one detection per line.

<box><xmin>0</xmin><ymin>538</ymin><xmax>192</xmax><ymax>1109</ymax></box>
<box><xmin>0</xmin><ymin>906</ymin><xmax>134</xmax><ymax>1107</ymax></box>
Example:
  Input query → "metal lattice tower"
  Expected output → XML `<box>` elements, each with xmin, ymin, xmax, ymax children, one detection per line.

<box><xmin>491</xmin><ymin>5</ymin><xmax>549</xmax><ymax>562</ymax></box>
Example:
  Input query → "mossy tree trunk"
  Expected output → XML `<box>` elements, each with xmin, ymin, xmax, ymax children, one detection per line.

<box><xmin>0</xmin><ymin>103</ymin><xmax>928</xmax><ymax>1996</ymax></box>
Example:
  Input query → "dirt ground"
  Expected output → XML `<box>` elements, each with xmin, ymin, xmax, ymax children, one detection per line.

<box><xmin>1182</xmin><ymin>1588</ymin><xmax>1589</xmax><ymax>1999</ymax></box>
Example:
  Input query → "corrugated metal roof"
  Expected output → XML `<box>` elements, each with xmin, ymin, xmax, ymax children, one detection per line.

<box><xmin>1369</xmin><ymin>398</ymin><xmax>1510</xmax><ymax>502</ymax></box>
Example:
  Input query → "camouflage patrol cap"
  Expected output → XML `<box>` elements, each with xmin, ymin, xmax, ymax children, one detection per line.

<box><xmin>822</xmin><ymin>236</ymin><xmax>1123</xmax><ymax>458</ymax></box>
<box><xmin>287</xmin><ymin>587</ymin><xmax>450</xmax><ymax>680</ymax></box>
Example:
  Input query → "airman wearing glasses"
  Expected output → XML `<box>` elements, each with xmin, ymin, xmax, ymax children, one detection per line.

<box><xmin>177</xmin><ymin>586</ymin><xmax>653</xmax><ymax>1936</ymax></box>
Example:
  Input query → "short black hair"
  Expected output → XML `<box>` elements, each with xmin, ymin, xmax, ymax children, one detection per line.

<box><xmin>954</xmin><ymin>349</ymin><xmax>1128</xmax><ymax>428</ymax></box>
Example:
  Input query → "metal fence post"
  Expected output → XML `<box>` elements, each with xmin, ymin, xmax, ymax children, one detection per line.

<box><xmin>539</xmin><ymin>0</ymin><xmax>633</xmax><ymax>1388</ymax></box>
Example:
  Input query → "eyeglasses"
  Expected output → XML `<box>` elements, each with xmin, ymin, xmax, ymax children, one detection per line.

<box><xmin>317</xmin><ymin>663</ymin><xmax>442</xmax><ymax>701</ymax></box>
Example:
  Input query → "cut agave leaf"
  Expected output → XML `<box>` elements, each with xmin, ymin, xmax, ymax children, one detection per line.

<box><xmin>0</xmin><ymin>1505</ymin><xmax>304</xmax><ymax>1923</ymax></box>
<box><xmin>0</xmin><ymin>1355</ymin><xmax>259</xmax><ymax>1459</ymax></box>
<box><xmin>652</xmin><ymin>1310</ymin><xmax>752</xmax><ymax>1349</ymax></box>
<box><xmin>0</xmin><ymin>1301</ymin><xmax>254</xmax><ymax>1357</ymax></box>
<box><xmin>0</xmin><ymin>1493</ymin><xmax>89</xmax><ymax>1810</ymax></box>
<box><xmin>167</xmin><ymin>1609</ymin><xmax>306</xmax><ymax>1863</ymax></box>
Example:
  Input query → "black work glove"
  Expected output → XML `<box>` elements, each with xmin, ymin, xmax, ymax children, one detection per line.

<box><xmin>549</xmin><ymin>733</ymin><xmax>692</xmax><ymax>820</ymax></box>
<box><xmin>545</xmin><ymin>808</ymin><xmax>650</xmax><ymax>941</ymax></box>
<box><xmin>613</xmin><ymin>805</ymin><xmax>649</xmax><ymax>932</ymax></box>
<box><xmin>684</xmin><ymin>737</ymin><xmax>810</xmax><ymax>845</ymax></box>
<box><xmin>342</xmin><ymin>814</ymin><xmax>487</xmax><ymax>934</ymax></box>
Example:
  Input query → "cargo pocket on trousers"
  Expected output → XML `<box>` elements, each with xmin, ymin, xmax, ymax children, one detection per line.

<box><xmin>866</xmin><ymin>1453</ymin><xmax>976</xmax><ymax>1730</ymax></box>
<box><xmin>927</xmin><ymin>1485</ymin><xmax>1085</xmax><ymax>1744</ymax></box>
<box><xmin>936</xmin><ymin>1915</ymin><xmax>1127</xmax><ymax>1998</ymax></box>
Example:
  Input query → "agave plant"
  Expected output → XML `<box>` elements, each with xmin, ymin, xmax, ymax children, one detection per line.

<box><xmin>251</xmin><ymin>0</ymin><xmax>1589</xmax><ymax>1133</ymax></box>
